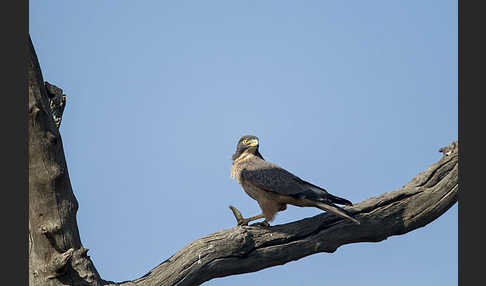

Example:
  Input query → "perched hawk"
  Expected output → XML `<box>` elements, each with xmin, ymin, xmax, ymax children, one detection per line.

<box><xmin>231</xmin><ymin>135</ymin><xmax>360</xmax><ymax>226</ymax></box>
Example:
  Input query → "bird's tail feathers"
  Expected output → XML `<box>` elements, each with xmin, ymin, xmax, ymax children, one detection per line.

<box><xmin>304</xmin><ymin>181</ymin><xmax>353</xmax><ymax>206</ymax></box>
<box><xmin>327</xmin><ymin>193</ymin><xmax>353</xmax><ymax>206</ymax></box>
<box><xmin>315</xmin><ymin>202</ymin><xmax>360</xmax><ymax>225</ymax></box>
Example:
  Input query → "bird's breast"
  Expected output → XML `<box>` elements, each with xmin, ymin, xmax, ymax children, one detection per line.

<box><xmin>230</xmin><ymin>162</ymin><xmax>243</xmax><ymax>183</ymax></box>
<box><xmin>240</xmin><ymin>181</ymin><xmax>263</xmax><ymax>201</ymax></box>
<box><xmin>230</xmin><ymin>153</ymin><xmax>254</xmax><ymax>184</ymax></box>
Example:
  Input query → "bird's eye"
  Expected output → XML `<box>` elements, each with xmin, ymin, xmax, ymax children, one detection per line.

<box><xmin>243</xmin><ymin>139</ymin><xmax>249</xmax><ymax>145</ymax></box>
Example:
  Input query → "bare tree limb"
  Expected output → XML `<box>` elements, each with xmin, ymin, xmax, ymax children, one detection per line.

<box><xmin>127</xmin><ymin>141</ymin><xmax>458</xmax><ymax>286</ymax></box>
<box><xmin>28</xmin><ymin>35</ymin><xmax>458</xmax><ymax>286</ymax></box>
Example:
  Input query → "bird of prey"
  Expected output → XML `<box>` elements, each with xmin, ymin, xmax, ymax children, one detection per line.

<box><xmin>230</xmin><ymin>135</ymin><xmax>360</xmax><ymax>226</ymax></box>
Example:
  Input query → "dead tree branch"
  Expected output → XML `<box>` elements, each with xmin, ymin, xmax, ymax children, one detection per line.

<box><xmin>28</xmin><ymin>35</ymin><xmax>458</xmax><ymax>286</ymax></box>
<box><xmin>127</xmin><ymin>142</ymin><xmax>458</xmax><ymax>286</ymax></box>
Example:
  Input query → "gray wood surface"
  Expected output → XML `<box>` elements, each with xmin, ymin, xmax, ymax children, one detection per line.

<box><xmin>28</xmin><ymin>35</ymin><xmax>458</xmax><ymax>286</ymax></box>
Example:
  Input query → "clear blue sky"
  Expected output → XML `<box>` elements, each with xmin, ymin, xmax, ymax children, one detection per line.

<box><xmin>30</xmin><ymin>1</ymin><xmax>457</xmax><ymax>285</ymax></box>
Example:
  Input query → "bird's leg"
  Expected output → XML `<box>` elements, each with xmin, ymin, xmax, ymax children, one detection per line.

<box><xmin>246</xmin><ymin>214</ymin><xmax>265</xmax><ymax>224</ymax></box>
<box><xmin>229</xmin><ymin>206</ymin><xmax>266</xmax><ymax>226</ymax></box>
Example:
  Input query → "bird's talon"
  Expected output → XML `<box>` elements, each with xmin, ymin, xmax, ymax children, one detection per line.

<box><xmin>251</xmin><ymin>221</ymin><xmax>270</xmax><ymax>227</ymax></box>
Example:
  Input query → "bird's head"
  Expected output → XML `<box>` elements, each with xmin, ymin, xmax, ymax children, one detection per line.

<box><xmin>232</xmin><ymin>135</ymin><xmax>264</xmax><ymax>161</ymax></box>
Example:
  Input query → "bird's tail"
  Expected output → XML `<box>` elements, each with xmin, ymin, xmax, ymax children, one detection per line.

<box><xmin>327</xmin><ymin>193</ymin><xmax>353</xmax><ymax>206</ymax></box>
<box><xmin>303</xmin><ymin>180</ymin><xmax>353</xmax><ymax>206</ymax></box>
<box><xmin>315</xmin><ymin>202</ymin><xmax>360</xmax><ymax>225</ymax></box>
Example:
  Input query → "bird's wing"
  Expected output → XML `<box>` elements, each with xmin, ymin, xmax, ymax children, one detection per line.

<box><xmin>240</xmin><ymin>159</ymin><xmax>313</xmax><ymax>197</ymax></box>
<box><xmin>240</xmin><ymin>158</ymin><xmax>351</xmax><ymax>205</ymax></box>
<box><xmin>240</xmin><ymin>157</ymin><xmax>359</xmax><ymax>224</ymax></box>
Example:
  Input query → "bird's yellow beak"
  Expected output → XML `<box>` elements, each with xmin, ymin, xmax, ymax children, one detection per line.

<box><xmin>248</xmin><ymin>138</ymin><xmax>259</xmax><ymax>147</ymax></box>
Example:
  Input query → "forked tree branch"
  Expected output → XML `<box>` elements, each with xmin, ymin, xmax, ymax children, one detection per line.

<box><xmin>28</xmin><ymin>36</ymin><xmax>458</xmax><ymax>286</ymax></box>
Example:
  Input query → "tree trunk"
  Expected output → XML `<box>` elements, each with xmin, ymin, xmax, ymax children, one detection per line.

<box><xmin>28</xmin><ymin>36</ymin><xmax>104</xmax><ymax>286</ymax></box>
<box><xmin>28</xmin><ymin>35</ymin><xmax>458</xmax><ymax>286</ymax></box>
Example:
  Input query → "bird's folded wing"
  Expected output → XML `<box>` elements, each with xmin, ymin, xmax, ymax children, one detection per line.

<box><xmin>240</xmin><ymin>165</ymin><xmax>307</xmax><ymax>196</ymax></box>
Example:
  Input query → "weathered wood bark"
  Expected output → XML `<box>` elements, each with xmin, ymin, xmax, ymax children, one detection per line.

<box><xmin>28</xmin><ymin>35</ymin><xmax>107</xmax><ymax>286</ymax></box>
<box><xmin>28</xmin><ymin>35</ymin><xmax>458</xmax><ymax>286</ymax></box>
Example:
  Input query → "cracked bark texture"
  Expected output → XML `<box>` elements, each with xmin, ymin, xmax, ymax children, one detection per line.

<box><xmin>28</xmin><ymin>35</ymin><xmax>458</xmax><ymax>286</ymax></box>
